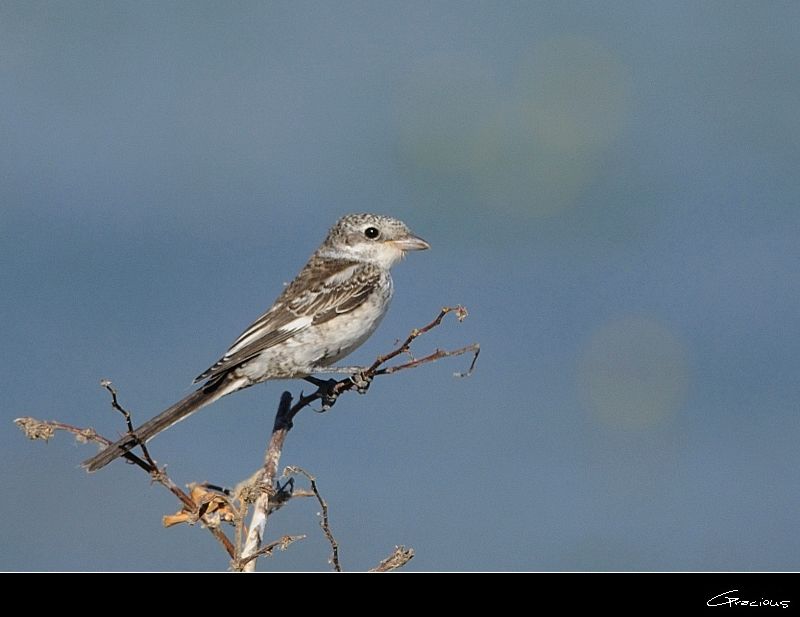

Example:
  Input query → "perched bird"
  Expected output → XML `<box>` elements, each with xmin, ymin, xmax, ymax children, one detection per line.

<box><xmin>82</xmin><ymin>213</ymin><xmax>429</xmax><ymax>472</ymax></box>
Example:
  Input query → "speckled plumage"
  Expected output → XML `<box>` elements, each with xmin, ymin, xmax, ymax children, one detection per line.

<box><xmin>82</xmin><ymin>213</ymin><xmax>428</xmax><ymax>472</ymax></box>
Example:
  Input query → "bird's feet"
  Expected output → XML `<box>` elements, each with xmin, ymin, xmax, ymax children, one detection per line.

<box><xmin>304</xmin><ymin>368</ymin><xmax>372</xmax><ymax>410</ymax></box>
<box><xmin>349</xmin><ymin>369</ymin><xmax>372</xmax><ymax>394</ymax></box>
<box><xmin>304</xmin><ymin>376</ymin><xmax>341</xmax><ymax>411</ymax></box>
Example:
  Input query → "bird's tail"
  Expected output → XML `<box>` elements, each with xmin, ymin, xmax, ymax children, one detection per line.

<box><xmin>82</xmin><ymin>376</ymin><xmax>237</xmax><ymax>473</ymax></box>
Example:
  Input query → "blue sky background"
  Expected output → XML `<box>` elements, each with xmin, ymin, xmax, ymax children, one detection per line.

<box><xmin>3</xmin><ymin>1</ymin><xmax>799</xmax><ymax>571</ymax></box>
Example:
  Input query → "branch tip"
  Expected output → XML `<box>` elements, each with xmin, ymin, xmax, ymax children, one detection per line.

<box><xmin>285</xmin><ymin>465</ymin><xmax>341</xmax><ymax>572</ymax></box>
<box><xmin>370</xmin><ymin>545</ymin><xmax>415</xmax><ymax>572</ymax></box>
<box><xmin>14</xmin><ymin>417</ymin><xmax>56</xmax><ymax>441</ymax></box>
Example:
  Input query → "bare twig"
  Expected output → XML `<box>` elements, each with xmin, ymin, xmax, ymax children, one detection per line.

<box><xmin>15</xmin><ymin>416</ymin><xmax>151</xmax><ymax>472</ymax></box>
<box><xmin>370</xmin><ymin>546</ymin><xmax>415</xmax><ymax>572</ymax></box>
<box><xmin>375</xmin><ymin>343</ymin><xmax>481</xmax><ymax>378</ymax></box>
<box><xmin>16</xmin><ymin>417</ymin><xmax>99</xmax><ymax>445</ymax></box>
<box><xmin>235</xmin><ymin>534</ymin><xmax>306</xmax><ymax>569</ymax></box>
<box><xmin>366</xmin><ymin>305</ymin><xmax>469</xmax><ymax>372</ymax></box>
<box><xmin>99</xmin><ymin>379</ymin><xmax>158</xmax><ymax>469</ymax></box>
<box><xmin>13</xmin><ymin>416</ymin><xmax>236</xmax><ymax>559</ymax></box>
<box><xmin>199</xmin><ymin>482</ymin><xmax>232</xmax><ymax>496</ymax></box>
<box><xmin>285</xmin><ymin>466</ymin><xmax>340</xmax><ymax>572</ymax></box>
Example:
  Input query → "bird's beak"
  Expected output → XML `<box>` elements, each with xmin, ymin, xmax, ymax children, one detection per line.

<box><xmin>389</xmin><ymin>233</ymin><xmax>431</xmax><ymax>251</ymax></box>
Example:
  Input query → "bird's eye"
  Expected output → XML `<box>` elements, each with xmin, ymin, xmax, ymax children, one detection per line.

<box><xmin>364</xmin><ymin>227</ymin><xmax>381</xmax><ymax>239</ymax></box>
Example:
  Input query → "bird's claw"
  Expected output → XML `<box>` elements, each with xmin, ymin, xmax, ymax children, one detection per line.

<box><xmin>309</xmin><ymin>378</ymin><xmax>340</xmax><ymax>412</ymax></box>
<box><xmin>318</xmin><ymin>394</ymin><xmax>337</xmax><ymax>412</ymax></box>
<box><xmin>305</xmin><ymin>371</ymin><xmax>371</xmax><ymax>411</ymax></box>
<box><xmin>304</xmin><ymin>376</ymin><xmax>337</xmax><ymax>410</ymax></box>
<box><xmin>350</xmin><ymin>370</ymin><xmax>372</xmax><ymax>394</ymax></box>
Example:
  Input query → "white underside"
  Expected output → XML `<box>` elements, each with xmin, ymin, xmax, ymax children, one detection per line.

<box><xmin>236</xmin><ymin>275</ymin><xmax>393</xmax><ymax>382</ymax></box>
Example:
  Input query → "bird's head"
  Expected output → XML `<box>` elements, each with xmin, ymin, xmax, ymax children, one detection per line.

<box><xmin>321</xmin><ymin>213</ymin><xmax>430</xmax><ymax>268</ymax></box>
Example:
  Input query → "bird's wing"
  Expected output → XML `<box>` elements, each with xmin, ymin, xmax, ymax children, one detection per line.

<box><xmin>194</xmin><ymin>259</ymin><xmax>382</xmax><ymax>383</ymax></box>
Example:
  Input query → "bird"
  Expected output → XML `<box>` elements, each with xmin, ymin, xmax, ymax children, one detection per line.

<box><xmin>82</xmin><ymin>213</ymin><xmax>429</xmax><ymax>472</ymax></box>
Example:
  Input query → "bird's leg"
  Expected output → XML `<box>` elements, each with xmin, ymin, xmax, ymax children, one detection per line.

<box><xmin>303</xmin><ymin>375</ymin><xmax>337</xmax><ymax>387</ymax></box>
<box><xmin>349</xmin><ymin>369</ymin><xmax>372</xmax><ymax>394</ymax></box>
<box><xmin>308</xmin><ymin>365</ymin><xmax>373</xmax><ymax>395</ymax></box>
<box><xmin>308</xmin><ymin>366</ymin><xmax>364</xmax><ymax>375</ymax></box>
<box><xmin>308</xmin><ymin>365</ymin><xmax>371</xmax><ymax>393</ymax></box>
<box><xmin>304</xmin><ymin>364</ymin><xmax>372</xmax><ymax>409</ymax></box>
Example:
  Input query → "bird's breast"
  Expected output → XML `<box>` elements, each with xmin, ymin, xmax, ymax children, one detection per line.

<box><xmin>237</xmin><ymin>274</ymin><xmax>393</xmax><ymax>381</ymax></box>
<box><xmin>313</xmin><ymin>275</ymin><xmax>394</xmax><ymax>365</ymax></box>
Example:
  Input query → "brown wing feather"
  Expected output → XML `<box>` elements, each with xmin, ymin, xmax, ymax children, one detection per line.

<box><xmin>194</xmin><ymin>258</ymin><xmax>381</xmax><ymax>383</ymax></box>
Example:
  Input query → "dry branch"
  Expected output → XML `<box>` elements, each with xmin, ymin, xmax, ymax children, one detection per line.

<box><xmin>14</xmin><ymin>412</ymin><xmax>236</xmax><ymax>558</ymax></box>
<box><xmin>15</xmin><ymin>305</ymin><xmax>477</xmax><ymax>571</ymax></box>
<box><xmin>235</xmin><ymin>391</ymin><xmax>294</xmax><ymax>572</ymax></box>
<box><xmin>370</xmin><ymin>546</ymin><xmax>415</xmax><ymax>572</ymax></box>
<box><xmin>232</xmin><ymin>305</ymin><xmax>476</xmax><ymax>571</ymax></box>
<box><xmin>285</xmin><ymin>466</ymin><xmax>340</xmax><ymax>572</ymax></box>
<box><xmin>235</xmin><ymin>534</ymin><xmax>306</xmax><ymax>569</ymax></box>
